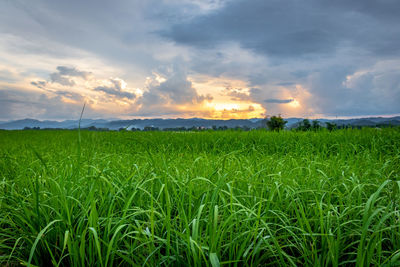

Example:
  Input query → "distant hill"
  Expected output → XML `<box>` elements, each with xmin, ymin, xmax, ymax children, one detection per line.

<box><xmin>332</xmin><ymin>117</ymin><xmax>400</xmax><ymax>127</ymax></box>
<box><xmin>0</xmin><ymin>119</ymin><xmax>110</xmax><ymax>130</ymax></box>
<box><xmin>288</xmin><ymin>116</ymin><xmax>400</xmax><ymax>129</ymax></box>
<box><xmin>0</xmin><ymin>118</ymin><xmax>265</xmax><ymax>130</ymax></box>
<box><xmin>0</xmin><ymin>116</ymin><xmax>399</xmax><ymax>130</ymax></box>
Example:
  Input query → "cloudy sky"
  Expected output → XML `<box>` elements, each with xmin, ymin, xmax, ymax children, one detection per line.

<box><xmin>1</xmin><ymin>0</ymin><xmax>400</xmax><ymax>120</ymax></box>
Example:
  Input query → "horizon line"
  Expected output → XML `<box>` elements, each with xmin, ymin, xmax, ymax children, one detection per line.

<box><xmin>2</xmin><ymin>113</ymin><xmax>400</xmax><ymax>123</ymax></box>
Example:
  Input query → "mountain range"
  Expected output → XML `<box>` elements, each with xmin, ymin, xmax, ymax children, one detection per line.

<box><xmin>1</xmin><ymin>116</ymin><xmax>400</xmax><ymax>130</ymax></box>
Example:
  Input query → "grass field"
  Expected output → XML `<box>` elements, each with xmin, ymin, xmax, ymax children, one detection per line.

<box><xmin>1</xmin><ymin>128</ymin><xmax>400</xmax><ymax>266</ymax></box>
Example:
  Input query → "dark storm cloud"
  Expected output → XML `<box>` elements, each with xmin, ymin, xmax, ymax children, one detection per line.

<box><xmin>94</xmin><ymin>86</ymin><xmax>135</xmax><ymax>99</ymax></box>
<box><xmin>0</xmin><ymin>88</ymin><xmax>97</xmax><ymax>120</ymax></box>
<box><xmin>162</xmin><ymin>0</ymin><xmax>400</xmax><ymax>58</ymax></box>
<box><xmin>134</xmin><ymin>63</ymin><xmax>213</xmax><ymax>116</ymax></box>
<box><xmin>0</xmin><ymin>0</ymin><xmax>168</xmax><ymax>84</ymax></box>
<box><xmin>49</xmin><ymin>73</ymin><xmax>74</xmax><ymax>86</ymax></box>
<box><xmin>226</xmin><ymin>90</ymin><xmax>251</xmax><ymax>101</ymax></box>
<box><xmin>49</xmin><ymin>66</ymin><xmax>92</xmax><ymax>86</ymax></box>
<box><xmin>156</xmin><ymin>0</ymin><xmax>400</xmax><ymax>117</ymax></box>
<box><xmin>31</xmin><ymin>81</ymin><xmax>47</xmax><ymax>89</ymax></box>
<box><xmin>53</xmin><ymin>90</ymin><xmax>86</xmax><ymax>102</ymax></box>
<box><xmin>276</xmin><ymin>82</ymin><xmax>296</xmax><ymax>87</ymax></box>
<box><xmin>56</xmin><ymin>66</ymin><xmax>91</xmax><ymax>79</ymax></box>
<box><xmin>1</xmin><ymin>0</ymin><xmax>400</xmax><ymax>119</ymax></box>
<box><xmin>264</xmin><ymin>98</ymin><xmax>294</xmax><ymax>104</ymax></box>
<box><xmin>304</xmin><ymin>64</ymin><xmax>400</xmax><ymax>116</ymax></box>
<box><xmin>94</xmin><ymin>79</ymin><xmax>136</xmax><ymax>100</ymax></box>
<box><xmin>140</xmin><ymin>64</ymin><xmax>212</xmax><ymax>106</ymax></box>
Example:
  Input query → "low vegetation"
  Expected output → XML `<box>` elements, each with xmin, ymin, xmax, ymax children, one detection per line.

<box><xmin>1</xmin><ymin>128</ymin><xmax>400</xmax><ymax>266</ymax></box>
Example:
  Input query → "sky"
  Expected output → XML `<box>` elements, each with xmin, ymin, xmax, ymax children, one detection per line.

<box><xmin>1</xmin><ymin>0</ymin><xmax>400</xmax><ymax>121</ymax></box>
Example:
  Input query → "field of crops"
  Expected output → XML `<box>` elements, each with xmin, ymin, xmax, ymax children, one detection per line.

<box><xmin>1</xmin><ymin>128</ymin><xmax>400</xmax><ymax>266</ymax></box>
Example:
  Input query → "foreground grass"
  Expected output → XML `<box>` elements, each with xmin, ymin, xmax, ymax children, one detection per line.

<box><xmin>0</xmin><ymin>129</ymin><xmax>400</xmax><ymax>266</ymax></box>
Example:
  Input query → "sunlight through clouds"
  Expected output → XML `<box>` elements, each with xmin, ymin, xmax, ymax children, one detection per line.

<box><xmin>1</xmin><ymin>0</ymin><xmax>400</xmax><ymax>120</ymax></box>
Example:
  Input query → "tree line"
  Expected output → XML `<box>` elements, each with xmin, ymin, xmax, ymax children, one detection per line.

<box><xmin>20</xmin><ymin>117</ymin><xmax>395</xmax><ymax>132</ymax></box>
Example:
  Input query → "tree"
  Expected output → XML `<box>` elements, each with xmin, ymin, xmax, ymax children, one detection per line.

<box><xmin>312</xmin><ymin>120</ymin><xmax>321</xmax><ymax>131</ymax></box>
<box><xmin>298</xmin><ymin>119</ymin><xmax>311</xmax><ymax>131</ymax></box>
<box><xmin>143</xmin><ymin>126</ymin><xmax>159</xmax><ymax>131</ymax></box>
<box><xmin>326</xmin><ymin>122</ymin><xmax>337</xmax><ymax>131</ymax></box>
<box><xmin>266</xmin><ymin>115</ymin><xmax>287</xmax><ymax>131</ymax></box>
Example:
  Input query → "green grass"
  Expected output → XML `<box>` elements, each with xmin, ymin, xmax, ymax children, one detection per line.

<box><xmin>0</xmin><ymin>128</ymin><xmax>400</xmax><ymax>266</ymax></box>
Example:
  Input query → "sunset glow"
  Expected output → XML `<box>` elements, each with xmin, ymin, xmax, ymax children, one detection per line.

<box><xmin>0</xmin><ymin>0</ymin><xmax>399</xmax><ymax>121</ymax></box>
<box><xmin>202</xmin><ymin>101</ymin><xmax>263</xmax><ymax>118</ymax></box>
<box><xmin>288</xmin><ymin>99</ymin><xmax>300</xmax><ymax>108</ymax></box>
<box><xmin>209</xmin><ymin>103</ymin><xmax>240</xmax><ymax>111</ymax></box>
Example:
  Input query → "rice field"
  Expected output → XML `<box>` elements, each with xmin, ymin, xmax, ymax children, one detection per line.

<box><xmin>0</xmin><ymin>128</ymin><xmax>400</xmax><ymax>266</ymax></box>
